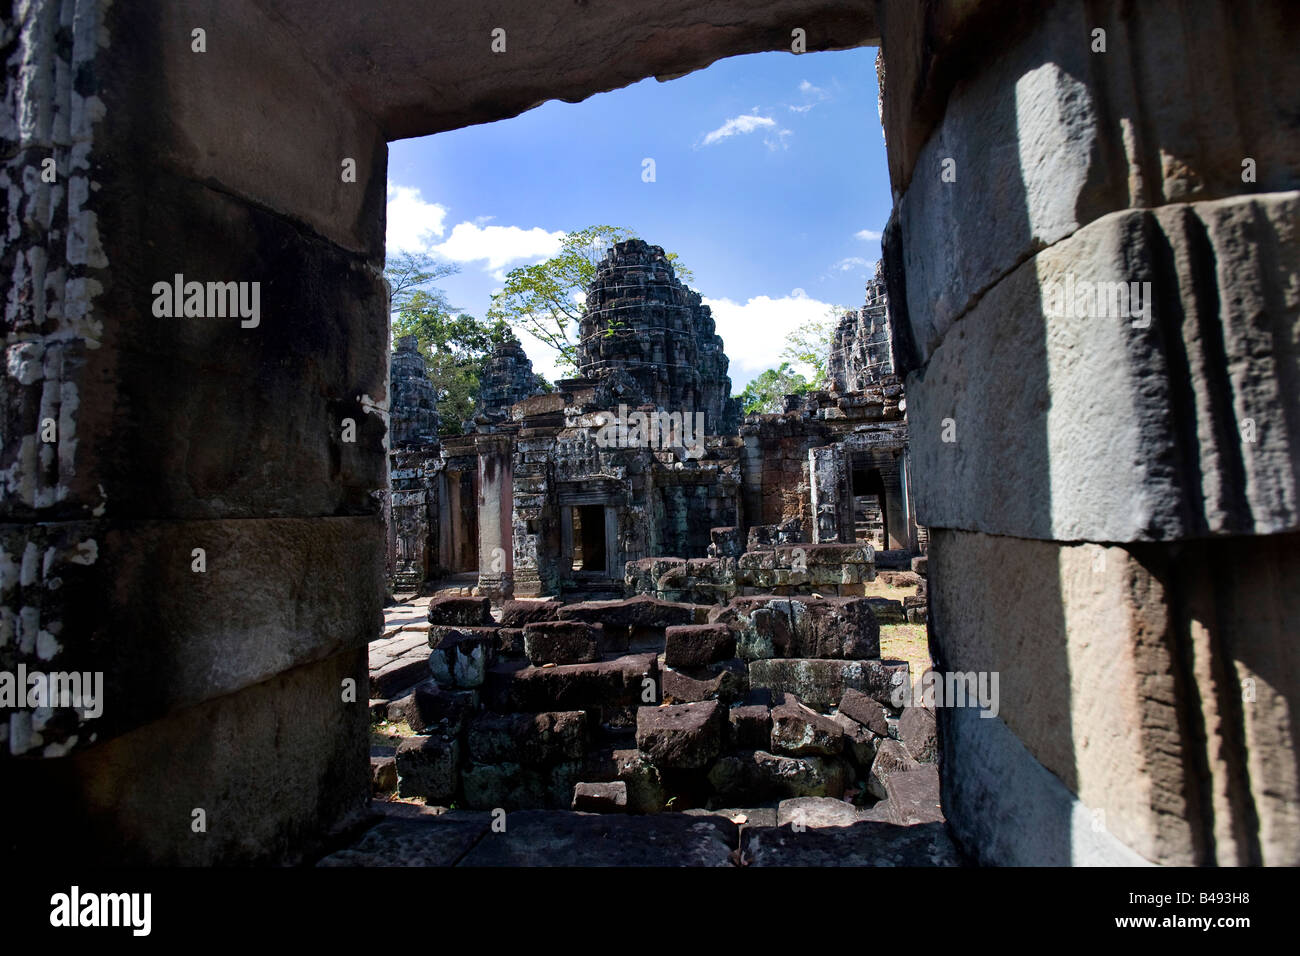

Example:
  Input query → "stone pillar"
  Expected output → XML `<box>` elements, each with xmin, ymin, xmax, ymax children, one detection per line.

<box><xmin>809</xmin><ymin>445</ymin><xmax>847</xmax><ymax>543</ymax></box>
<box><xmin>475</xmin><ymin>434</ymin><xmax>514</xmax><ymax>601</ymax></box>
<box><xmin>2</xmin><ymin>0</ymin><xmax>387</xmax><ymax>863</ymax></box>
<box><xmin>880</xmin><ymin>0</ymin><xmax>1300</xmax><ymax>864</ymax></box>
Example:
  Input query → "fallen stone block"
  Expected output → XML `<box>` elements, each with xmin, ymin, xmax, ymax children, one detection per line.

<box><xmin>370</xmin><ymin>651</ymin><xmax>433</xmax><ymax>699</ymax></box>
<box><xmin>395</xmin><ymin>736</ymin><xmax>460</xmax><ymax>803</ymax></box>
<box><xmin>882</xmin><ymin>766</ymin><xmax>945</xmax><ymax>826</ymax></box>
<box><xmin>728</xmin><ymin>704</ymin><xmax>773</xmax><ymax>750</ymax></box>
<box><xmin>391</xmin><ymin>682</ymin><xmax>476</xmax><ymax>736</ymax></box>
<box><xmin>523</xmin><ymin>620</ymin><xmax>603</xmax><ymax>665</ymax></box>
<box><xmin>635</xmin><ymin>700</ymin><xmax>724</xmax><ymax>770</ymax></box>
<box><xmin>466</xmin><ymin>710</ymin><xmax>589</xmax><ymax>767</ymax></box>
<box><xmin>864</xmin><ymin>597</ymin><xmax>906</xmax><ymax>625</ymax></box>
<box><xmin>899</xmin><ymin>705</ymin><xmax>938</xmax><ymax>763</ymax></box>
<box><xmin>428</xmin><ymin>626</ymin><xmax>498</xmax><ymax>688</ymax></box>
<box><xmin>867</xmin><ymin>738</ymin><xmax>920</xmax><ymax>800</ymax></box>
<box><xmin>708</xmin><ymin>595</ymin><xmax>880</xmax><ymax>660</ymax></box>
<box><xmin>484</xmin><ymin>653</ymin><xmax>658</xmax><ymax>722</ymax></box>
<box><xmin>572</xmin><ymin>781</ymin><xmax>629</xmax><ymax>813</ymax></box>
<box><xmin>661</xmin><ymin>659</ymin><xmax>747</xmax><ymax>704</ymax></box>
<box><xmin>500</xmin><ymin>599</ymin><xmax>562</xmax><ymax>627</ymax></box>
<box><xmin>707</xmin><ymin>750</ymin><xmax>847</xmax><ymax>800</ymax></box>
<box><xmin>614</xmin><ymin>748</ymin><xmax>667</xmax><ymax>813</ymax></box>
<box><xmin>777</xmin><ymin>796</ymin><xmax>878</xmax><ymax>829</ymax></box>
<box><xmin>426</xmin><ymin>595</ymin><xmax>493</xmax><ymax>627</ymax></box>
<box><xmin>876</xmin><ymin>570</ymin><xmax>923</xmax><ymax>588</ymax></box>
<box><xmin>770</xmin><ymin>693</ymin><xmax>845</xmax><ymax>757</ymax></box>
<box><xmin>557</xmin><ymin>593</ymin><xmax>704</xmax><ymax>629</ymax></box>
<box><xmin>836</xmin><ymin>687</ymin><xmax>891</xmax><ymax>737</ymax></box>
<box><xmin>371</xmin><ymin>753</ymin><xmax>397</xmax><ymax>794</ymax></box>
<box><xmin>748</xmin><ymin>658</ymin><xmax>910</xmax><ymax>711</ymax></box>
<box><xmin>664</xmin><ymin>624</ymin><xmax>735</xmax><ymax>668</ymax></box>
<box><xmin>461</xmin><ymin>762</ymin><xmax>545</xmax><ymax>810</ymax></box>
<box><xmin>830</xmin><ymin>712</ymin><xmax>879</xmax><ymax>769</ymax></box>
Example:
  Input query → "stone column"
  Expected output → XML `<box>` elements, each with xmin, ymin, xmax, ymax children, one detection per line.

<box><xmin>880</xmin><ymin>0</ymin><xmax>1300</xmax><ymax>864</ymax></box>
<box><xmin>475</xmin><ymin>434</ymin><xmax>514</xmax><ymax>601</ymax></box>
<box><xmin>2</xmin><ymin>0</ymin><xmax>387</xmax><ymax>863</ymax></box>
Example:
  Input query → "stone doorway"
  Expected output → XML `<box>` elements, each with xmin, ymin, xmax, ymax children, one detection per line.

<box><xmin>851</xmin><ymin>466</ymin><xmax>888</xmax><ymax>550</ymax></box>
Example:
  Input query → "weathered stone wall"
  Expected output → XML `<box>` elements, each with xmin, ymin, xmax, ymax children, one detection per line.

<box><xmin>879</xmin><ymin>0</ymin><xmax>1300</xmax><ymax>864</ymax></box>
<box><xmin>3</xmin><ymin>0</ymin><xmax>385</xmax><ymax>862</ymax></box>
<box><xmin>829</xmin><ymin>260</ymin><xmax>894</xmax><ymax>392</ymax></box>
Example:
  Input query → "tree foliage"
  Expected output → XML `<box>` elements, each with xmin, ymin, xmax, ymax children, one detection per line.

<box><xmin>487</xmin><ymin>225</ymin><xmax>693</xmax><ymax>376</ymax></box>
<box><xmin>385</xmin><ymin>251</ymin><xmax>516</xmax><ymax>435</ymax></box>
<box><xmin>734</xmin><ymin>362</ymin><xmax>812</xmax><ymax>415</ymax></box>
<box><xmin>780</xmin><ymin>306</ymin><xmax>844</xmax><ymax>389</ymax></box>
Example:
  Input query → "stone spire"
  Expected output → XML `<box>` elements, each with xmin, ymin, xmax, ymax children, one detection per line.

<box><xmin>389</xmin><ymin>334</ymin><xmax>439</xmax><ymax>445</ymax></box>
<box><xmin>472</xmin><ymin>329</ymin><xmax>541</xmax><ymax>424</ymax></box>
<box><xmin>828</xmin><ymin>259</ymin><xmax>894</xmax><ymax>393</ymax></box>
<box><xmin>576</xmin><ymin>238</ymin><xmax>739</xmax><ymax>434</ymax></box>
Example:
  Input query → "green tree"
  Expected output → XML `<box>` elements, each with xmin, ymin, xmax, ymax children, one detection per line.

<box><xmin>386</xmin><ymin>250</ymin><xmax>459</xmax><ymax>316</ymax></box>
<box><xmin>385</xmin><ymin>251</ymin><xmax>512</xmax><ymax>435</ymax></box>
<box><xmin>733</xmin><ymin>362</ymin><xmax>812</xmax><ymax>415</ymax></box>
<box><xmin>487</xmin><ymin>225</ymin><xmax>693</xmax><ymax>376</ymax></box>
<box><xmin>780</xmin><ymin>306</ymin><xmax>844</xmax><ymax>389</ymax></box>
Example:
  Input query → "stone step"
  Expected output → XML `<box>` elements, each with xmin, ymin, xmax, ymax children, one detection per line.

<box><xmin>369</xmin><ymin>650</ymin><xmax>433</xmax><ymax>699</ymax></box>
<box><xmin>483</xmin><ymin>653</ymin><xmax>659</xmax><ymax>722</ymax></box>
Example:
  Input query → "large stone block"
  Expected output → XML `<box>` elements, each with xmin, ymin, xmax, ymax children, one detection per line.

<box><xmin>523</xmin><ymin>621</ymin><xmax>604</xmax><ymax>665</ymax></box>
<box><xmin>770</xmin><ymin>694</ymin><xmax>845</xmax><ymax>757</ymax></box>
<box><xmin>4</xmin><ymin>648</ymin><xmax>370</xmax><ymax>865</ymax></box>
<box><xmin>395</xmin><ymin>736</ymin><xmax>460</xmax><ymax>803</ymax></box>
<box><xmin>635</xmin><ymin>700</ymin><xmax>724</xmax><ymax>770</ymax></box>
<box><xmin>427</xmin><ymin>626</ymin><xmax>498</xmax><ymax>689</ymax></box>
<box><xmin>664</xmin><ymin>624</ymin><xmax>735</xmax><ymax>668</ymax></box>
<box><xmin>484</xmin><ymin>654</ymin><xmax>658</xmax><ymax>719</ymax></box>
<box><xmin>883</xmin><ymin>0</ymin><xmax>1300</xmax><ymax>367</ymax></box>
<box><xmin>465</xmin><ymin>711</ymin><xmax>589</xmax><ymax>767</ymax></box>
<box><xmin>708</xmin><ymin>595</ymin><xmax>880</xmax><ymax>661</ymax></box>
<box><xmin>0</xmin><ymin>516</ymin><xmax>383</xmax><ymax>755</ymax></box>
<box><xmin>909</xmin><ymin>194</ymin><xmax>1300</xmax><ymax>543</ymax></box>
<box><xmin>748</xmin><ymin>658</ymin><xmax>910</xmax><ymax>712</ymax></box>
<box><xmin>426</xmin><ymin>596</ymin><xmax>493</xmax><ymax>627</ymax></box>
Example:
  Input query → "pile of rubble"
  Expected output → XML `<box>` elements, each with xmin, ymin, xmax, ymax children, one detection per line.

<box><xmin>369</xmin><ymin>591</ymin><xmax>939</xmax><ymax>819</ymax></box>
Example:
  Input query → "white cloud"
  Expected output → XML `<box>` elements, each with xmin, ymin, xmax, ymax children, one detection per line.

<box><xmin>788</xmin><ymin>104</ymin><xmax>815</xmax><ymax>113</ymax></box>
<box><xmin>799</xmin><ymin>80</ymin><xmax>824</xmax><ymax>96</ymax></box>
<box><xmin>433</xmin><ymin>221</ymin><xmax>565</xmax><ymax>271</ymax></box>
<box><xmin>855</xmin><ymin>229</ymin><xmax>883</xmax><ymax>241</ymax></box>
<box><xmin>704</xmin><ymin>292</ymin><xmax>839</xmax><ymax>387</ymax></box>
<box><xmin>700</xmin><ymin>112</ymin><xmax>777</xmax><ymax>147</ymax></box>
<box><xmin>386</xmin><ymin>184</ymin><xmax>448</xmax><ymax>254</ymax></box>
<box><xmin>833</xmin><ymin>256</ymin><xmax>872</xmax><ymax>273</ymax></box>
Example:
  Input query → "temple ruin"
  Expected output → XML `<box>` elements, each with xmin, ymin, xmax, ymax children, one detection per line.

<box><xmin>4</xmin><ymin>0</ymin><xmax>1297</xmax><ymax>870</ymax></box>
<box><xmin>384</xmin><ymin>240</ymin><xmax>921</xmax><ymax>607</ymax></box>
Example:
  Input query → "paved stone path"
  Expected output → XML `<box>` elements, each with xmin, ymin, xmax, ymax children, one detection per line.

<box><xmin>318</xmin><ymin>798</ymin><xmax>963</xmax><ymax>867</ymax></box>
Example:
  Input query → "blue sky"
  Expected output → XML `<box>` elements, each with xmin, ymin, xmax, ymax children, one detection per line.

<box><xmin>386</xmin><ymin>46</ymin><xmax>889</xmax><ymax>388</ymax></box>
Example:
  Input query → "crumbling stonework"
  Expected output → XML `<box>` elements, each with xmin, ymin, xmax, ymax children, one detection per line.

<box><xmin>578</xmin><ymin>240</ymin><xmax>740</xmax><ymax>436</ymax></box>
<box><xmin>367</xmin><ymin>591</ymin><xmax>930</xmax><ymax>815</ymax></box>
<box><xmin>7</xmin><ymin>0</ymin><xmax>1296</xmax><ymax>871</ymax></box>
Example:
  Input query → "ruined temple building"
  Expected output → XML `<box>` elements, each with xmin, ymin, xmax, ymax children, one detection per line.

<box><xmin>383</xmin><ymin>240</ymin><xmax>922</xmax><ymax>605</ymax></box>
